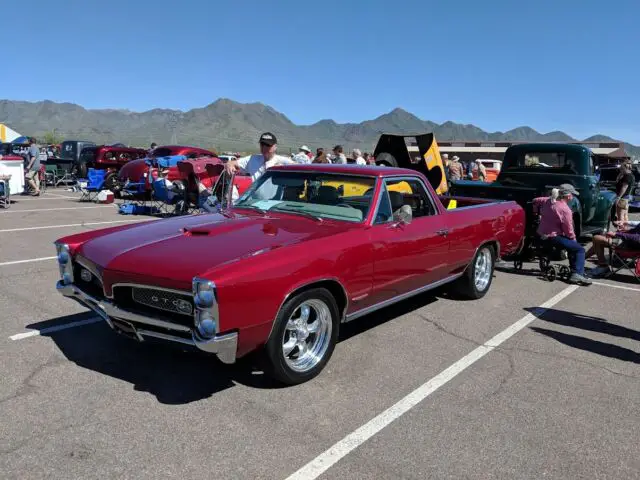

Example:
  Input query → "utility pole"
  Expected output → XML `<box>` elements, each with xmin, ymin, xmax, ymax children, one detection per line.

<box><xmin>166</xmin><ymin>113</ymin><xmax>179</xmax><ymax>144</ymax></box>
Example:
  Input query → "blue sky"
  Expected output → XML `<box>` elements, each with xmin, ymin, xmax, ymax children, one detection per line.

<box><xmin>2</xmin><ymin>0</ymin><xmax>639</xmax><ymax>143</ymax></box>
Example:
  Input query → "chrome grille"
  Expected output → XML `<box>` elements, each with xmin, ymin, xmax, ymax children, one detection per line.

<box><xmin>131</xmin><ymin>287</ymin><xmax>194</xmax><ymax>317</ymax></box>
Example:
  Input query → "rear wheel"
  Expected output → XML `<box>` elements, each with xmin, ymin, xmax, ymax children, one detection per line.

<box><xmin>103</xmin><ymin>172</ymin><xmax>117</xmax><ymax>191</ymax></box>
<box><xmin>456</xmin><ymin>245</ymin><xmax>495</xmax><ymax>299</ymax></box>
<box><xmin>264</xmin><ymin>288</ymin><xmax>339</xmax><ymax>385</ymax></box>
<box><xmin>77</xmin><ymin>162</ymin><xmax>88</xmax><ymax>179</ymax></box>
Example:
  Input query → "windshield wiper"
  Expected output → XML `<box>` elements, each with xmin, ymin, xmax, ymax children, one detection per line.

<box><xmin>271</xmin><ymin>206</ymin><xmax>323</xmax><ymax>222</ymax></box>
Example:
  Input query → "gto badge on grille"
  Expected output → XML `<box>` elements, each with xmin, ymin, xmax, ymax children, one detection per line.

<box><xmin>149</xmin><ymin>295</ymin><xmax>193</xmax><ymax>315</ymax></box>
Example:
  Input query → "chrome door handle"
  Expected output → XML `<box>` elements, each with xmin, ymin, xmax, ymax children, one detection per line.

<box><xmin>436</xmin><ymin>229</ymin><xmax>449</xmax><ymax>237</ymax></box>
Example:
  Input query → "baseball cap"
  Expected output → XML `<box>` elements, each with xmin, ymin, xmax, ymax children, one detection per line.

<box><xmin>558</xmin><ymin>183</ymin><xmax>579</xmax><ymax>196</ymax></box>
<box><xmin>259</xmin><ymin>132</ymin><xmax>277</xmax><ymax>146</ymax></box>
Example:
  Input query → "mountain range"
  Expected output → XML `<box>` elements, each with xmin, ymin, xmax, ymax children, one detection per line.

<box><xmin>1</xmin><ymin>98</ymin><xmax>637</xmax><ymax>157</ymax></box>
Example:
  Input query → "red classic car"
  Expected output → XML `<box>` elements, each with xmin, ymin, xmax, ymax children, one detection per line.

<box><xmin>54</xmin><ymin>164</ymin><xmax>525</xmax><ymax>385</ymax></box>
<box><xmin>77</xmin><ymin>145</ymin><xmax>148</xmax><ymax>178</ymax></box>
<box><xmin>115</xmin><ymin>145</ymin><xmax>216</xmax><ymax>195</ymax></box>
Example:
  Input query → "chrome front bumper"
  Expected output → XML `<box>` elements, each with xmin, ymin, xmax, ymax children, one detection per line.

<box><xmin>56</xmin><ymin>281</ymin><xmax>238</xmax><ymax>364</ymax></box>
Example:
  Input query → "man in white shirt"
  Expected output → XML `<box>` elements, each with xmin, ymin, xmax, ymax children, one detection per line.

<box><xmin>224</xmin><ymin>132</ymin><xmax>296</xmax><ymax>200</ymax></box>
<box><xmin>224</xmin><ymin>132</ymin><xmax>295</xmax><ymax>181</ymax></box>
<box><xmin>351</xmin><ymin>149</ymin><xmax>367</xmax><ymax>165</ymax></box>
<box><xmin>292</xmin><ymin>145</ymin><xmax>312</xmax><ymax>164</ymax></box>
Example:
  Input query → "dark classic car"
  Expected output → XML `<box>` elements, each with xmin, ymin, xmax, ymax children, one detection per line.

<box><xmin>77</xmin><ymin>145</ymin><xmax>147</xmax><ymax>178</ymax></box>
<box><xmin>54</xmin><ymin>164</ymin><xmax>525</xmax><ymax>385</ymax></box>
<box><xmin>449</xmin><ymin>143</ymin><xmax>618</xmax><ymax>241</ymax></box>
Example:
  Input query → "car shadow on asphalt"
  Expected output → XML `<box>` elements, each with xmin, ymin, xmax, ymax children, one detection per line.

<box><xmin>25</xmin><ymin>293</ymin><xmax>441</xmax><ymax>404</ymax></box>
<box><xmin>339</xmin><ymin>292</ymin><xmax>439</xmax><ymax>341</ymax></box>
<box><xmin>25</xmin><ymin>313</ymin><xmax>283</xmax><ymax>405</ymax></box>
<box><xmin>526</xmin><ymin>307</ymin><xmax>640</xmax><ymax>364</ymax></box>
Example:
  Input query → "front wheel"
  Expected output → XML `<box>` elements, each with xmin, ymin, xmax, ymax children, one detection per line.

<box><xmin>456</xmin><ymin>245</ymin><xmax>495</xmax><ymax>299</ymax></box>
<box><xmin>264</xmin><ymin>288</ymin><xmax>339</xmax><ymax>385</ymax></box>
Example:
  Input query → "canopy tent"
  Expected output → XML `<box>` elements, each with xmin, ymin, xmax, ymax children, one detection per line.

<box><xmin>0</xmin><ymin>124</ymin><xmax>23</xmax><ymax>143</ymax></box>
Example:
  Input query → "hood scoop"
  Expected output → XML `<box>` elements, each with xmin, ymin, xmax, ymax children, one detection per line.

<box><xmin>183</xmin><ymin>227</ymin><xmax>212</xmax><ymax>236</ymax></box>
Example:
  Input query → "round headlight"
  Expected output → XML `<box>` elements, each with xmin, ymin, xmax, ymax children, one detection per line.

<box><xmin>57</xmin><ymin>251</ymin><xmax>70</xmax><ymax>264</ymax></box>
<box><xmin>197</xmin><ymin>318</ymin><xmax>216</xmax><ymax>338</ymax></box>
<box><xmin>195</xmin><ymin>291</ymin><xmax>214</xmax><ymax>308</ymax></box>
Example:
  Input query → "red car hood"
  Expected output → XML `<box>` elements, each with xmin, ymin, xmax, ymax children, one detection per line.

<box><xmin>78</xmin><ymin>211</ymin><xmax>354</xmax><ymax>287</ymax></box>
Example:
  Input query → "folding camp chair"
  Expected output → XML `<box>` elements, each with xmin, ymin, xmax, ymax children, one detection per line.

<box><xmin>0</xmin><ymin>174</ymin><xmax>11</xmax><ymax>209</ymax></box>
<box><xmin>44</xmin><ymin>164</ymin><xmax>58</xmax><ymax>187</ymax></box>
<box><xmin>150</xmin><ymin>177</ymin><xmax>184</xmax><ymax>216</ymax></box>
<box><xmin>79</xmin><ymin>169</ymin><xmax>107</xmax><ymax>202</ymax></box>
<box><xmin>53</xmin><ymin>159</ymin><xmax>76</xmax><ymax>187</ymax></box>
<box><xmin>608</xmin><ymin>245</ymin><xmax>640</xmax><ymax>283</ymax></box>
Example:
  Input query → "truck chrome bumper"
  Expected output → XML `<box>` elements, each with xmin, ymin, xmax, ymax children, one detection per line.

<box><xmin>56</xmin><ymin>281</ymin><xmax>238</xmax><ymax>364</ymax></box>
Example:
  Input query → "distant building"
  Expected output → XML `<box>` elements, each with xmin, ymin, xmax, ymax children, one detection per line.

<box><xmin>407</xmin><ymin>140</ymin><xmax>631</xmax><ymax>165</ymax></box>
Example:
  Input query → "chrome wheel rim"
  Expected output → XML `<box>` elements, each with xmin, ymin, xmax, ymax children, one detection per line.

<box><xmin>474</xmin><ymin>248</ymin><xmax>492</xmax><ymax>291</ymax></box>
<box><xmin>282</xmin><ymin>299</ymin><xmax>332</xmax><ymax>373</ymax></box>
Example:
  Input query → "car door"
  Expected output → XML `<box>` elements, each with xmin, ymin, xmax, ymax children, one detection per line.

<box><xmin>366</xmin><ymin>176</ymin><xmax>451</xmax><ymax>306</ymax></box>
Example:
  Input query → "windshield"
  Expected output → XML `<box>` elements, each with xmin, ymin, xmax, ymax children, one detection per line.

<box><xmin>60</xmin><ymin>142</ymin><xmax>77</xmax><ymax>160</ymax></box>
<box><xmin>504</xmin><ymin>151</ymin><xmax>578</xmax><ymax>173</ymax></box>
<box><xmin>234</xmin><ymin>170</ymin><xmax>377</xmax><ymax>223</ymax></box>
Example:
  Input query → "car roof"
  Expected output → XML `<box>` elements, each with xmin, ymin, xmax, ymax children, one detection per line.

<box><xmin>506</xmin><ymin>143</ymin><xmax>590</xmax><ymax>154</ymax></box>
<box><xmin>269</xmin><ymin>163</ymin><xmax>420</xmax><ymax>178</ymax></box>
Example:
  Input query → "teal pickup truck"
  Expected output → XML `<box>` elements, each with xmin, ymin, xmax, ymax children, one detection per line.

<box><xmin>449</xmin><ymin>143</ymin><xmax>618</xmax><ymax>241</ymax></box>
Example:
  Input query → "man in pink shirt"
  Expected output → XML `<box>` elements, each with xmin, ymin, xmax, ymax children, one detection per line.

<box><xmin>532</xmin><ymin>184</ymin><xmax>591</xmax><ymax>285</ymax></box>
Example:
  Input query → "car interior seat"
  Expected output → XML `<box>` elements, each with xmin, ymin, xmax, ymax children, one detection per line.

<box><xmin>389</xmin><ymin>191</ymin><xmax>412</xmax><ymax>223</ymax></box>
<box><xmin>314</xmin><ymin>185</ymin><xmax>340</xmax><ymax>205</ymax></box>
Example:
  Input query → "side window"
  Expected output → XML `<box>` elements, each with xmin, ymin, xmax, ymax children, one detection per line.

<box><xmin>384</xmin><ymin>178</ymin><xmax>437</xmax><ymax>218</ymax></box>
<box><xmin>373</xmin><ymin>183</ymin><xmax>393</xmax><ymax>224</ymax></box>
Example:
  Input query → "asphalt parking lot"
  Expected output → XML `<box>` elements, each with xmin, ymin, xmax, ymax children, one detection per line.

<box><xmin>1</xmin><ymin>190</ymin><xmax>639</xmax><ymax>479</ymax></box>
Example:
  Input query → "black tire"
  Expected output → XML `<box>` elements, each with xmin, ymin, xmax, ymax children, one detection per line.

<box><xmin>264</xmin><ymin>288</ymin><xmax>339</xmax><ymax>385</ymax></box>
<box><xmin>77</xmin><ymin>162</ymin><xmax>88</xmax><ymax>179</ymax></box>
<box><xmin>514</xmin><ymin>260</ymin><xmax>523</xmax><ymax>271</ymax></box>
<box><xmin>545</xmin><ymin>266</ymin><xmax>557</xmax><ymax>282</ymax></box>
<box><xmin>455</xmin><ymin>245</ymin><xmax>495</xmax><ymax>299</ymax></box>
<box><xmin>103</xmin><ymin>172</ymin><xmax>117</xmax><ymax>191</ymax></box>
<box><xmin>375</xmin><ymin>152</ymin><xmax>398</xmax><ymax>168</ymax></box>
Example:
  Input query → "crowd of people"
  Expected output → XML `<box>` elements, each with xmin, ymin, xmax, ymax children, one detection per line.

<box><xmin>288</xmin><ymin>144</ymin><xmax>374</xmax><ymax>166</ymax></box>
<box><xmin>224</xmin><ymin>133</ymin><xmax>376</xmax><ymax>179</ymax></box>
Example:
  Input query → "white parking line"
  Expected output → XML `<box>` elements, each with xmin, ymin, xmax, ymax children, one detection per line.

<box><xmin>0</xmin><ymin>219</ymin><xmax>149</xmax><ymax>233</ymax></box>
<box><xmin>0</xmin><ymin>205</ymin><xmax>114</xmax><ymax>214</ymax></box>
<box><xmin>7</xmin><ymin>193</ymin><xmax>79</xmax><ymax>201</ymax></box>
<box><xmin>592</xmin><ymin>281</ymin><xmax>640</xmax><ymax>292</ymax></box>
<box><xmin>10</xmin><ymin>317</ymin><xmax>102</xmax><ymax>340</ymax></box>
<box><xmin>284</xmin><ymin>285</ymin><xmax>579</xmax><ymax>480</ymax></box>
<box><xmin>0</xmin><ymin>256</ymin><xmax>56</xmax><ymax>267</ymax></box>
<box><xmin>43</xmin><ymin>192</ymin><xmax>81</xmax><ymax>199</ymax></box>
